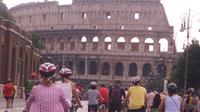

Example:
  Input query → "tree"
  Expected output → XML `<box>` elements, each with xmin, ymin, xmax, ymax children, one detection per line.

<box><xmin>171</xmin><ymin>40</ymin><xmax>200</xmax><ymax>91</ymax></box>
<box><xmin>0</xmin><ymin>1</ymin><xmax>15</xmax><ymax>21</ymax></box>
<box><xmin>31</xmin><ymin>33</ymin><xmax>43</xmax><ymax>50</ymax></box>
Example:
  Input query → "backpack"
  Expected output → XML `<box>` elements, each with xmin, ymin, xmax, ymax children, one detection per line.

<box><xmin>110</xmin><ymin>88</ymin><xmax>121</xmax><ymax>104</ymax></box>
<box><xmin>25</xmin><ymin>80</ymin><xmax>38</xmax><ymax>93</ymax></box>
<box><xmin>152</xmin><ymin>93</ymin><xmax>161</xmax><ymax>108</ymax></box>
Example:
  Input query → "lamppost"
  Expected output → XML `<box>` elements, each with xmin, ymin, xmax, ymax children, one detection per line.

<box><xmin>180</xmin><ymin>9</ymin><xmax>190</xmax><ymax>94</ymax></box>
<box><xmin>180</xmin><ymin>9</ymin><xmax>200</xmax><ymax>93</ymax></box>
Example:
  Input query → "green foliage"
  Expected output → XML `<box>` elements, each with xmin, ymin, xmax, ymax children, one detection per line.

<box><xmin>31</xmin><ymin>33</ymin><xmax>43</xmax><ymax>50</ymax></box>
<box><xmin>0</xmin><ymin>1</ymin><xmax>15</xmax><ymax>21</ymax></box>
<box><xmin>171</xmin><ymin>40</ymin><xmax>200</xmax><ymax>90</ymax></box>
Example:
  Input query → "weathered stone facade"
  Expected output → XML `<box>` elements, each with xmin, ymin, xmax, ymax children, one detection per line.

<box><xmin>9</xmin><ymin>0</ymin><xmax>177</xmax><ymax>86</ymax></box>
<box><xmin>0</xmin><ymin>17</ymin><xmax>41</xmax><ymax>87</ymax></box>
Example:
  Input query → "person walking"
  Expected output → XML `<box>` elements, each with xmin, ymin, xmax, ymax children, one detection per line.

<box><xmin>26</xmin><ymin>62</ymin><xmax>70</xmax><ymax>112</ymax></box>
<box><xmin>158</xmin><ymin>83</ymin><xmax>184</xmax><ymax>112</ymax></box>
<box><xmin>146</xmin><ymin>90</ymin><xmax>156</xmax><ymax>112</ymax></box>
<box><xmin>3</xmin><ymin>80</ymin><xmax>16</xmax><ymax>110</ymax></box>
<box><xmin>185</xmin><ymin>88</ymin><xmax>199</xmax><ymax>112</ymax></box>
<box><xmin>126</xmin><ymin>76</ymin><xmax>147</xmax><ymax>112</ymax></box>
<box><xmin>56</xmin><ymin>67</ymin><xmax>82</xmax><ymax>111</ymax></box>
<box><xmin>99</xmin><ymin>83</ymin><xmax>109</xmax><ymax>112</ymax></box>
<box><xmin>24</xmin><ymin>72</ymin><xmax>39</xmax><ymax>100</ymax></box>
<box><xmin>109</xmin><ymin>80</ymin><xmax>126</xmax><ymax>112</ymax></box>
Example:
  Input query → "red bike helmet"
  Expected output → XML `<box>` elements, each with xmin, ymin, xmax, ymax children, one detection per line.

<box><xmin>59</xmin><ymin>68</ymin><xmax>72</xmax><ymax>77</ymax></box>
<box><xmin>39</xmin><ymin>62</ymin><xmax>57</xmax><ymax>77</ymax></box>
<box><xmin>131</xmin><ymin>76</ymin><xmax>141</xmax><ymax>84</ymax></box>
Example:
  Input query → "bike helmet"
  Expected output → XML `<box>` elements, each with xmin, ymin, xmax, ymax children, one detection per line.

<box><xmin>131</xmin><ymin>76</ymin><xmax>141</xmax><ymax>84</ymax></box>
<box><xmin>90</xmin><ymin>81</ymin><xmax>97</xmax><ymax>86</ymax></box>
<box><xmin>167</xmin><ymin>83</ymin><xmax>177</xmax><ymax>94</ymax></box>
<box><xmin>187</xmin><ymin>88</ymin><xmax>195</xmax><ymax>94</ymax></box>
<box><xmin>59</xmin><ymin>68</ymin><xmax>72</xmax><ymax>77</ymax></box>
<box><xmin>39</xmin><ymin>62</ymin><xmax>57</xmax><ymax>77</ymax></box>
<box><xmin>30</xmin><ymin>72</ymin><xmax>37</xmax><ymax>78</ymax></box>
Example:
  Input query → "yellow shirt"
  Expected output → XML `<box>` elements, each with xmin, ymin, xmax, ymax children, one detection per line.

<box><xmin>127</xmin><ymin>86</ymin><xmax>147</xmax><ymax>109</ymax></box>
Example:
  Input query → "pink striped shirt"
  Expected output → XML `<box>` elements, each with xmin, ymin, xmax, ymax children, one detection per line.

<box><xmin>26</xmin><ymin>84</ymin><xmax>70</xmax><ymax>112</ymax></box>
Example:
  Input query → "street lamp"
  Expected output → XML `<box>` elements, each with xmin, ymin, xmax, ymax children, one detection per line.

<box><xmin>180</xmin><ymin>9</ymin><xmax>190</xmax><ymax>94</ymax></box>
<box><xmin>180</xmin><ymin>9</ymin><xmax>200</xmax><ymax>93</ymax></box>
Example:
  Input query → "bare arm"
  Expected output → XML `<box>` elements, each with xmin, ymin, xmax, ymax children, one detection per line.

<box><xmin>179</xmin><ymin>96</ymin><xmax>184</xmax><ymax>112</ymax></box>
<box><xmin>158</xmin><ymin>97</ymin><xmax>165</xmax><ymax>112</ymax></box>
<box><xmin>71</xmin><ymin>82</ymin><xmax>82</xmax><ymax>107</ymax></box>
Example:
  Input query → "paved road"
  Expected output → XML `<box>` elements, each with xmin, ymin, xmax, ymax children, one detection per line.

<box><xmin>0</xmin><ymin>98</ymin><xmax>88</xmax><ymax>112</ymax></box>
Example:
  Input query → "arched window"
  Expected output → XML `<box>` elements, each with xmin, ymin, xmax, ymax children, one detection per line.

<box><xmin>157</xmin><ymin>64</ymin><xmax>167</xmax><ymax>77</ymax></box>
<box><xmin>117</xmin><ymin>37</ymin><xmax>125</xmax><ymax>50</ymax></box>
<box><xmin>89</xmin><ymin>61</ymin><xmax>97</xmax><ymax>75</ymax></box>
<box><xmin>159</xmin><ymin>38</ymin><xmax>168</xmax><ymax>52</ymax></box>
<box><xmin>59</xmin><ymin>38</ymin><xmax>65</xmax><ymax>50</ymax></box>
<box><xmin>92</xmin><ymin>36</ymin><xmax>99</xmax><ymax>50</ymax></box>
<box><xmin>129</xmin><ymin>63</ymin><xmax>137</xmax><ymax>76</ymax></box>
<box><xmin>102</xmin><ymin>62</ymin><xmax>109</xmax><ymax>75</ymax></box>
<box><xmin>81</xmin><ymin>36</ymin><xmax>87</xmax><ymax>50</ymax></box>
<box><xmin>115</xmin><ymin>62</ymin><xmax>123</xmax><ymax>76</ymax></box>
<box><xmin>131</xmin><ymin>37</ymin><xmax>140</xmax><ymax>51</ymax></box>
<box><xmin>144</xmin><ymin>38</ymin><xmax>154</xmax><ymax>52</ymax></box>
<box><xmin>104</xmin><ymin>37</ymin><xmax>112</xmax><ymax>50</ymax></box>
<box><xmin>68</xmin><ymin>61</ymin><xmax>74</xmax><ymax>71</ymax></box>
<box><xmin>77</xmin><ymin>61</ymin><xmax>85</xmax><ymax>75</ymax></box>
<box><xmin>142</xmin><ymin>63</ymin><xmax>152</xmax><ymax>76</ymax></box>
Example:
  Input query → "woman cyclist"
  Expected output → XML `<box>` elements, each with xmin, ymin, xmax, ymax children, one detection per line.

<box><xmin>56</xmin><ymin>67</ymin><xmax>82</xmax><ymax>111</ymax></box>
<box><xmin>26</xmin><ymin>62</ymin><xmax>70</xmax><ymax>112</ymax></box>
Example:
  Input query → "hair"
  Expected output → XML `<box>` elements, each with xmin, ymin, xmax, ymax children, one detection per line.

<box><xmin>167</xmin><ymin>83</ymin><xmax>177</xmax><ymax>96</ymax></box>
<box><xmin>91</xmin><ymin>85</ymin><xmax>97</xmax><ymax>89</ymax></box>
<box><xmin>101</xmin><ymin>83</ymin><xmax>106</xmax><ymax>87</ymax></box>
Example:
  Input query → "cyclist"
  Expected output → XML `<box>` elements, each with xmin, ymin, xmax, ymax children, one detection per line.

<box><xmin>26</xmin><ymin>62</ymin><xmax>70</xmax><ymax>112</ymax></box>
<box><xmin>25</xmin><ymin>72</ymin><xmax>39</xmax><ymax>100</ymax></box>
<box><xmin>126</xmin><ymin>76</ymin><xmax>147</xmax><ymax>112</ymax></box>
<box><xmin>56</xmin><ymin>67</ymin><xmax>82</xmax><ymax>111</ymax></box>
<box><xmin>158</xmin><ymin>83</ymin><xmax>184</xmax><ymax>112</ymax></box>
<box><xmin>87</xmin><ymin>81</ymin><xmax>103</xmax><ymax>112</ymax></box>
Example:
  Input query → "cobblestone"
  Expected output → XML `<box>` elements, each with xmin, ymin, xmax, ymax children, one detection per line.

<box><xmin>0</xmin><ymin>98</ymin><xmax>88</xmax><ymax>112</ymax></box>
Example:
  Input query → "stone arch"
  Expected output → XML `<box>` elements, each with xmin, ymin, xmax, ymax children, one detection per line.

<box><xmin>88</xmin><ymin>61</ymin><xmax>97</xmax><ymax>75</ymax></box>
<box><xmin>144</xmin><ymin>38</ymin><xmax>154</xmax><ymax>52</ymax></box>
<box><xmin>68</xmin><ymin>61</ymin><xmax>74</xmax><ymax>71</ymax></box>
<box><xmin>115</xmin><ymin>62</ymin><xmax>123</xmax><ymax>76</ymax></box>
<box><xmin>58</xmin><ymin>37</ymin><xmax>65</xmax><ymax>50</ymax></box>
<box><xmin>81</xmin><ymin>36</ymin><xmax>87</xmax><ymax>50</ymax></box>
<box><xmin>129</xmin><ymin>63</ymin><xmax>137</xmax><ymax>76</ymax></box>
<box><xmin>92</xmin><ymin>36</ymin><xmax>99</xmax><ymax>50</ymax></box>
<box><xmin>117</xmin><ymin>37</ymin><xmax>125</xmax><ymax>50</ymax></box>
<box><xmin>11</xmin><ymin>47</ymin><xmax>16</xmax><ymax>83</ymax></box>
<box><xmin>77</xmin><ymin>61</ymin><xmax>85</xmax><ymax>75</ymax></box>
<box><xmin>104</xmin><ymin>37</ymin><xmax>112</xmax><ymax>50</ymax></box>
<box><xmin>69</xmin><ymin>37</ymin><xmax>76</xmax><ymax>50</ymax></box>
<box><xmin>131</xmin><ymin>37</ymin><xmax>140</xmax><ymax>51</ymax></box>
<box><xmin>159</xmin><ymin>38</ymin><xmax>168</xmax><ymax>52</ymax></box>
<box><xmin>102</xmin><ymin>62</ymin><xmax>109</xmax><ymax>75</ymax></box>
<box><xmin>142</xmin><ymin>63</ymin><xmax>152</xmax><ymax>76</ymax></box>
<box><xmin>157</xmin><ymin>64</ymin><xmax>167</xmax><ymax>77</ymax></box>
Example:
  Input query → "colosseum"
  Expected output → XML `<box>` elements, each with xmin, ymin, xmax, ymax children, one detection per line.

<box><xmin>9</xmin><ymin>0</ymin><xmax>177</xmax><ymax>88</ymax></box>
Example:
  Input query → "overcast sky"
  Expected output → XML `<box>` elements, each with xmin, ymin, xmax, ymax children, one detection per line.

<box><xmin>3</xmin><ymin>0</ymin><xmax>200</xmax><ymax>52</ymax></box>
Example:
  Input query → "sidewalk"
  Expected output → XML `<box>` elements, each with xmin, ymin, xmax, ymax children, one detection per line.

<box><xmin>0</xmin><ymin>98</ymin><xmax>25</xmax><ymax>112</ymax></box>
<box><xmin>0</xmin><ymin>98</ymin><xmax>88</xmax><ymax>112</ymax></box>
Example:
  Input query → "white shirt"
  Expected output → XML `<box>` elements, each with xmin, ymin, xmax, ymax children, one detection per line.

<box><xmin>56</xmin><ymin>81</ymin><xmax>73</xmax><ymax>107</ymax></box>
